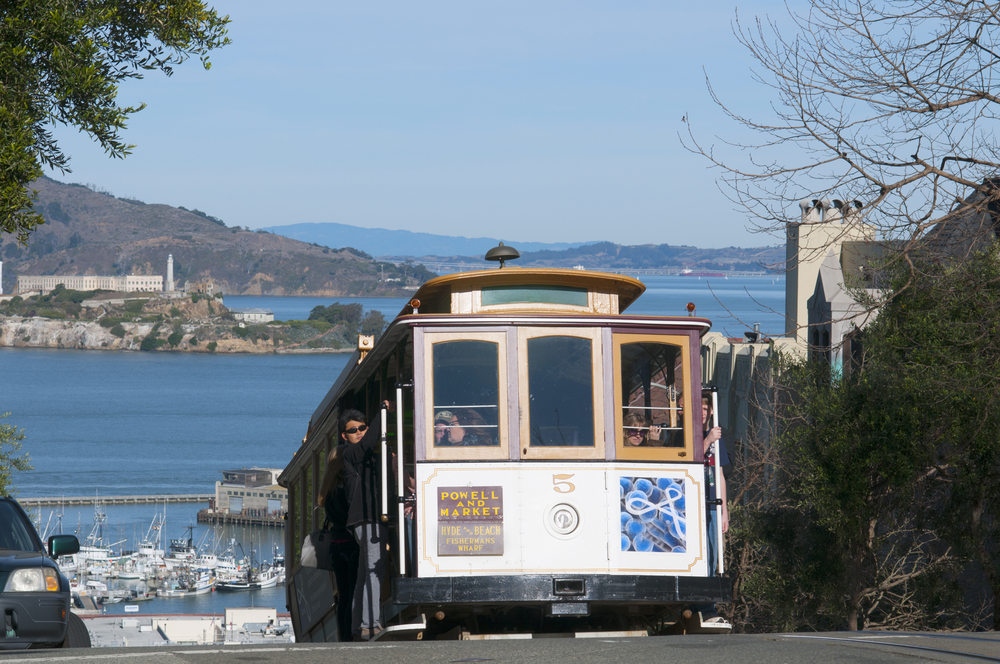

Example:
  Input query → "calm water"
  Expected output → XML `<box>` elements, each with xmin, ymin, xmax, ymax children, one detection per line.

<box><xmin>224</xmin><ymin>295</ymin><xmax>409</xmax><ymax>322</ymax></box>
<box><xmin>1</xmin><ymin>274</ymin><xmax>784</xmax><ymax>614</ymax></box>
<box><xmin>225</xmin><ymin>275</ymin><xmax>785</xmax><ymax>337</ymax></box>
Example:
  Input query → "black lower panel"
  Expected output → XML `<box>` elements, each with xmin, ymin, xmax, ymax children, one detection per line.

<box><xmin>392</xmin><ymin>574</ymin><xmax>730</xmax><ymax>606</ymax></box>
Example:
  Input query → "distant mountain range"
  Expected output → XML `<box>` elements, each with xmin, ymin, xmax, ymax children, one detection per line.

<box><xmin>1</xmin><ymin>178</ymin><xmax>433</xmax><ymax>297</ymax></box>
<box><xmin>2</xmin><ymin>178</ymin><xmax>784</xmax><ymax>297</ymax></box>
<box><xmin>261</xmin><ymin>222</ymin><xmax>597</xmax><ymax>258</ymax></box>
<box><xmin>264</xmin><ymin>222</ymin><xmax>784</xmax><ymax>272</ymax></box>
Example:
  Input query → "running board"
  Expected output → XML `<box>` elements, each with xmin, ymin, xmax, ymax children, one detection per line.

<box><xmin>370</xmin><ymin>615</ymin><xmax>428</xmax><ymax>641</ymax></box>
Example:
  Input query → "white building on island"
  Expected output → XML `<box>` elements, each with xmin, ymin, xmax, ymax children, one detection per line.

<box><xmin>16</xmin><ymin>273</ymin><xmax>164</xmax><ymax>295</ymax></box>
<box><xmin>230</xmin><ymin>308</ymin><xmax>274</xmax><ymax>323</ymax></box>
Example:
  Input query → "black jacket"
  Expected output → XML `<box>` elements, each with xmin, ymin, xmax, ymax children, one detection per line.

<box><xmin>341</xmin><ymin>414</ymin><xmax>394</xmax><ymax>528</ymax></box>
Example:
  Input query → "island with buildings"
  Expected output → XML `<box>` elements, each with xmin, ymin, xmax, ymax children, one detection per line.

<box><xmin>0</xmin><ymin>255</ymin><xmax>354</xmax><ymax>353</ymax></box>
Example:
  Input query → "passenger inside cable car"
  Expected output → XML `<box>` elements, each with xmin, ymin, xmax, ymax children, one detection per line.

<box><xmin>622</xmin><ymin>412</ymin><xmax>663</xmax><ymax>447</ymax></box>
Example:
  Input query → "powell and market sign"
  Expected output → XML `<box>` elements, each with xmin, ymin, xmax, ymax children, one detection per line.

<box><xmin>437</xmin><ymin>486</ymin><xmax>503</xmax><ymax>556</ymax></box>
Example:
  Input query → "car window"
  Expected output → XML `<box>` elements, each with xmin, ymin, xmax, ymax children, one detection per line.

<box><xmin>0</xmin><ymin>501</ymin><xmax>41</xmax><ymax>552</ymax></box>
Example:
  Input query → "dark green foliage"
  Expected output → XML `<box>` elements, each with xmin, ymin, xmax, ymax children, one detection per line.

<box><xmin>167</xmin><ymin>330</ymin><xmax>183</xmax><ymax>347</ymax></box>
<box><xmin>170</xmin><ymin>307</ymin><xmax>182</xmax><ymax>317</ymax></box>
<box><xmin>50</xmin><ymin>286</ymin><xmax>98</xmax><ymax>303</ymax></box>
<box><xmin>341</xmin><ymin>247</ymin><xmax>372</xmax><ymax>259</ymax></box>
<box><xmin>735</xmin><ymin>248</ymin><xmax>1000</xmax><ymax>632</ymax></box>
<box><xmin>206</xmin><ymin>341</ymin><xmax>217</xmax><ymax>352</ymax></box>
<box><xmin>0</xmin><ymin>0</ymin><xmax>230</xmax><ymax>244</ymax></box>
<box><xmin>360</xmin><ymin>309</ymin><xmax>387</xmax><ymax>339</ymax></box>
<box><xmin>45</xmin><ymin>201</ymin><xmax>69</xmax><ymax>223</ymax></box>
<box><xmin>98</xmin><ymin>317</ymin><xmax>122</xmax><ymax>328</ymax></box>
<box><xmin>124</xmin><ymin>300</ymin><xmax>145</xmax><ymax>314</ymax></box>
<box><xmin>37</xmin><ymin>308</ymin><xmax>65</xmax><ymax>319</ymax></box>
<box><xmin>189</xmin><ymin>336</ymin><xmax>199</xmax><ymax>346</ymax></box>
<box><xmin>186</xmin><ymin>208</ymin><xmax>225</xmax><ymax>226</ymax></box>
<box><xmin>862</xmin><ymin>248</ymin><xmax>1000</xmax><ymax>625</ymax></box>
<box><xmin>232</xmin><ymin>325</ymin><xmax>250</xmax><ymax>339</ymax></box>
<box><xmin>308</xmin><ymin>302</ymin><xmax>363</xmax><ymax>329</ymax></box>
<box><xmin>110</xmin><ymin>323</ymin><xmax>126</xmax><ymax>338</ymax></box>
<box><xmin>139</xmin><ymin>335</ymin><xmax>163</xmax><ymax>351</ymax></box>
<box><xmin>191</xmin><ymin>294</ymin><xmax>200</xmax><ymax>303</ymax></box>
<box><xmin>0</xmin><ymin>413</ymin><xmax>33</xmax><ymax>497</ymax></box>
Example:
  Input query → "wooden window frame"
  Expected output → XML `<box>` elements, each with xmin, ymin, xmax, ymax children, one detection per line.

<box><xmin>612</xmin><ymin>333</ymin><xmax>695</xmax><ymax>462</ymax></box>
<box><xmin>424</xmin><ymin>331</ymin><xmax>510</xmax><ymax>461</ymax></box>
<box><xmin>518</xmin><ymin>327</ymin><xmax>605</xmax><ymax>460</ymax></box>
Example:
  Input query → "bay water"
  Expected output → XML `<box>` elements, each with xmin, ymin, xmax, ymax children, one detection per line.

<box><xmin>1</xmin><ymin>275</ymin><xmax>784</xmax><ymax>614</ymax></box>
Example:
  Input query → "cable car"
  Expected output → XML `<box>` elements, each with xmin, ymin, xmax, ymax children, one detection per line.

<box><xmin>279</xmin><ymin>250</ymin><xmax>730</xmax><ymax>640</ymax></box>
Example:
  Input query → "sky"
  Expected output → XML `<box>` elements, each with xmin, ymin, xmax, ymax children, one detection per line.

<box><xmin>46</xmin><ymin>1</ymin><xmax>791</xmax><ymax>249</ymax></box>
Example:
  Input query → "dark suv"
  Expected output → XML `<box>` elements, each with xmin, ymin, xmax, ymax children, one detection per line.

<box><xmin>0</xmin><ymin>497</ymin><xmax>90</xmax><ymax>649</ymax></box>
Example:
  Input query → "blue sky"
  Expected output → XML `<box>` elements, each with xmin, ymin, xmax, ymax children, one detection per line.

<box><xmin>47</xmin><ymin>2</ymin><xmax>790</xmax><ymax>248</ymax></box>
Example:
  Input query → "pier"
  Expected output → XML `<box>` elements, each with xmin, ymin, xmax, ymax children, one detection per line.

<box><xmin>18</xmin><ymin>494</ymin><xmax>213</xmax><ymax>507</ymax></box>
<box><xmin>197</xmin><ymin>508</ymin><xmax>285</xmax><ymax>528</ymax></box>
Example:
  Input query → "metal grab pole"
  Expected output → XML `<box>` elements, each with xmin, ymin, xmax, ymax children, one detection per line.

<box><xmin>380</xmin><ymin>405</ymin><xmax>388</xmax><ymax>523</ymax></box>
<box><xmin>711</xmin><ymin>389</ymin><xmax>724</xmax><ymax>576</ymax></box>
<box><xmin>396</xmin><ymin>385</ymin><xmax>406</xmax><ymax>575</ymax></box>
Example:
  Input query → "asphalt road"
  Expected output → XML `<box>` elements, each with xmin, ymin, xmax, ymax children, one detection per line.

<box><xmin>4</xmin><ymin>632</ymin><xmax>1000</xmax><ymax>664</ymax></box>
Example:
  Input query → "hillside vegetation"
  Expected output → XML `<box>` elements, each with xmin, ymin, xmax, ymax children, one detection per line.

<box><xmin>1</xmin><ymin>177</ymin><xmax>435</xmax><ymax>296</ymax></box>
<box><xmin>0</xmin><ymin>285</ymin><xmax>381</xmax><ymax>353</ymax></box>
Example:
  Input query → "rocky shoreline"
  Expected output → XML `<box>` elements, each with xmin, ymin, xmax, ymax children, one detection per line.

<box><xmin>0</xmin><ymin>316</ymin><xmax>277</xmax><ymax>353</ymax></box>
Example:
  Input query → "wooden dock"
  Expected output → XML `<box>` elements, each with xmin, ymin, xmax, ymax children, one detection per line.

<box><xmin>18</xmin><ymin>494</ymin><xmax>213</xmax><ymax>507</ymax></box>
<box><xmin>197</xmin><ymin>509</ymin><xmax>285</xmax><ymax>528</ymax></box>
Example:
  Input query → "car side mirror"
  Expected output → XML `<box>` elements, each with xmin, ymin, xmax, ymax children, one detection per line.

<box><xmin>48</xmin><ymin>534</ymin><xmax>80</xmax><ymax>559</ymax></box>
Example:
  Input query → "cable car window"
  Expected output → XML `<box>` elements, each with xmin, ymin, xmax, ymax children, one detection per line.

<box><xmin>526</xmin><ymin>336</ymin><xmax>594</xmax><ymax>447</ymax></box>
<box><xmin>620</xmin><ymin>342</ymin><xmax>683</xmax><ymax>445</ymax></box>
<box><xmin>482</xmin><ymin>285</ymin><xmax>588</xmax><ymax>307</ymax></box>
<box><xmin>613</xmin><ymin>334</ymin><xmax>694</xmax><ymax>461</ymax></box>
<box><xmin>432</xmin><ymin>340</ymin><xmax>500</xmax><ymax>447</ymax></box>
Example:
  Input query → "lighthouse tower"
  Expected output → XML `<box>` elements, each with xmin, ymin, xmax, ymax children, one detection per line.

<box><xmin>167</xmin><ymin>254</ymin><xmax>174</xmax><ymax>292</ymax></box>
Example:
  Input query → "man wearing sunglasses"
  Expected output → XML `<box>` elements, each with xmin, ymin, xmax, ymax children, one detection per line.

<box><xmin>340</xmin><ymin>400</ymin><xmax>395</xmax><ymax>641</ymax></box>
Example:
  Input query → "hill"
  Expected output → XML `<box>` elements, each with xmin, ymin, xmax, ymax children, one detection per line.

<box><xmin>261</xmin><ymin>222</ymin><xmax>599</xmax><ymax>258</ymax></box>
<box><xmin>388</xmin><ymin>241</ymin><xmax>784</xmax><ymax>273</ymax></box>
<box><xmin>264</xmin><ymin>223</ymin><xmax>783</xmax><ymax>272</ymax></box>
<box><xmin>512</xmin><ymin>242</ymin><xmax>783</xmax><ymax>272</ymax></box>
<box><xmin>0</xmin><ymin>178</ymin><xmax>435</xmax><ymax>296</ymax></box>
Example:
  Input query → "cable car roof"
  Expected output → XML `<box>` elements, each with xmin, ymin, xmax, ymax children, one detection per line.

<box><xmin>401</xmin><ymin>267</ymin><xmax>647</xmax><ymax>316</ymax></box>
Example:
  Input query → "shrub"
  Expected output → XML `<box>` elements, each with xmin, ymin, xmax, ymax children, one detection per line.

<box><xmin>167</xmin><ymin>331</ymin><xmax>183</xmax><ymax>347</ymax></box>
<box><xmin>38</xmin><ymin>308</ymin><xmax>65</xmax><ymax>319</ymax></box>
<box><xmin>207</xmin><ymin>341</ymin><xmax>217</xmax><ymax>352</ymax></box>
<box><xmin>110</xmin><ymin>324</ymin><xmax>126</xmax><ymax>338</ymax></box>
<box><xmin>139</xmin><ymin>335</ymin><xmax>160</xmax><ymax>351</ymax></box>
<box><xmin>99</xmin><ymin>317</ymin><xmax>122</xmax><ymax>328</ymax></box>
<box><xmin>232</xmin><ymin>325</ymin><xmax>250</xmax><ymax>339</ymax></box>
<box><xmin>189</xmin><ymin>337</ymin><xmax>199</xmax><ymax>346</ymax></box>
<box><xmin>21</xmin><ymin>336</ymin><xmax>29</xmax><ymax>343</ymax></box>
<box><xmin>170</xmin><ymin>307</ymin><xmax>181</xmax><ymax>318</ymax></box>
<box><xmin>191</xmin><ymin>294</ymin><xmax>200</xmax><ymax>303</ymax></box>
<box><xmin>125</xmin><ymin>300</ymin><xmax>145</xmax><ymax>314</ymax></box>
